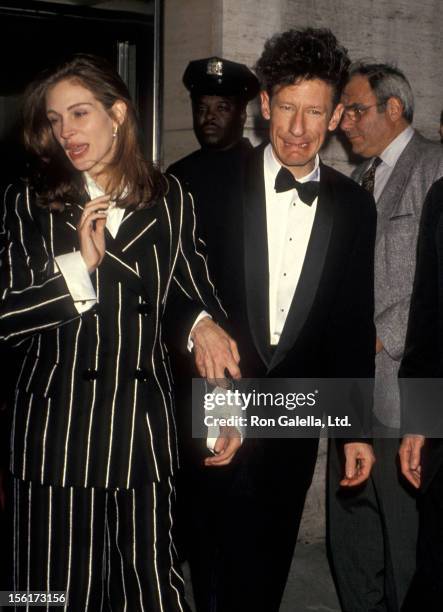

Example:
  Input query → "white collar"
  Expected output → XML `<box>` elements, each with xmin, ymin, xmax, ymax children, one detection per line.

<box><xmin>264</xmin><ymin>143</ymin><xmax>321</xmax><ymax>186</ymax></box>
<box><xmin>378</xmin><ymin>125</ymin><xmax>414</xmax><ymax>168</ymax></box>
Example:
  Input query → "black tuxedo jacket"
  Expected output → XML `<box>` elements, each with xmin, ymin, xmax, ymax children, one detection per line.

<box><xmin>399</xmin><ymin>177</ymin><xmax>443</xmax><ymax>488</ymax></box>
<box><xmin>173</xmin><ymin>143</ymin><xmax>377</xmax><ymax>381</ymax></box>
<box><xmin>0</xmin><ymin>175</ymin><xmax>225</xmax><ymax>489</ymax></box>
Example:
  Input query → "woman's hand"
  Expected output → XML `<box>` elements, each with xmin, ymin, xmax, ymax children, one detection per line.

<box><xmin>77</xmin><ymin>195</ymin><xmax>110</xmax><ymax>273</ymax></box>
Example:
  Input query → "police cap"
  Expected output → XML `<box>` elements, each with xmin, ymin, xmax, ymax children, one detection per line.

<box><xmin>183</xmin><ymin>57</ymin><xmax>260</xmax><ymax>101</ymax></box>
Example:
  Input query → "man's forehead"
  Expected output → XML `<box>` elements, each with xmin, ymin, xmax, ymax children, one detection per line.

<box><xmin>192</xmin><ymin>94</ymin><xmax>238</xmax><ymax>105</ymax></box>
<box><xmin>342</xmin><ymin>75</ymin><xmax>373</xmax><ymax>102</ymax></box>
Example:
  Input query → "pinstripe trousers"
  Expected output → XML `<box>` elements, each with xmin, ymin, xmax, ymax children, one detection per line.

<box><xmin>11</xmin><ymin>476</ymin><xmax>190</xmax><ymax>612</ymax></box>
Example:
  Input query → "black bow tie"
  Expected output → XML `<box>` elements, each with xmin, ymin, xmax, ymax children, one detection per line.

<box><xmin>274</xmin><ymin>166</ymin><xmax>319</xmax><ymax>205</ymax></box>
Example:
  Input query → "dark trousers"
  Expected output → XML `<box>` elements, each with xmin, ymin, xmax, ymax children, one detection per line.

<box><xmin>402</xmin><ymin>463</ymin><xmax>443</xmax><ymax>612</ymax></box>
<box><xmin>328</xmin><ymin>438</ymin><xmax>418</xmax><ymax>612</ymax></box>
<box><xmin>11</xmin><ymin>476</ymin><xmax>189</xmax><ymax>612</ymax></box>
<box><xmin>180</xmin><ymin>437</ymin><xmax>319</xmax><ymax>612</ymax></box>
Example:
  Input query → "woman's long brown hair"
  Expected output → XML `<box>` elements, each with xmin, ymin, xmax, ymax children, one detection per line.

<box><xmin>23</xmin><ymin>54</ymin><xmax>166</xmax><ymax>210</ymax></box>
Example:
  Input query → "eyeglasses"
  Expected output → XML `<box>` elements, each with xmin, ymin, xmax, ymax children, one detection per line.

<box><xmin>342</xmin><ymin>102</ymin><xmax>386</xmax><ymax>123</ymax></box>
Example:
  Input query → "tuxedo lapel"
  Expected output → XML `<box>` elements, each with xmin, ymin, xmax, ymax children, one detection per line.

<box><xmin>243</xmin><ymin>144</ymin><xmax>272</xmax><ymax>366</ymax></box>
<box><xmin>268</xmin><ymin>162</ymin><xmax>334</xmax><ymax>372</ymax></box>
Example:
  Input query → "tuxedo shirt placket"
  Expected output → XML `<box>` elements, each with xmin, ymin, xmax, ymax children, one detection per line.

<box><xmin>264</xmin><ymin>145</ymin><xmax>319</xmax><ymax>346</ymax></box>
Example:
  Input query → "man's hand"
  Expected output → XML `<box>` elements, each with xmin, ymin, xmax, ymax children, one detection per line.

<box><xmin>205</xmin><ymin>426</ymin><xmax>242</xmax><ymax>467</ymax></box>
<box><xmin>191</xmin><ymin>316</ymin><xmax>241</xmax><ymax>382</ymax></box>
<box><xmin>340</xmin><ymin>442</ymin><xmax>375</xmax><ymax>487</ymax></box>
<box><xmin>77</xmin><ymin>195</ymin><xmax>110</xmax><ymax>273</ymax></box>
<box><xmin>376</xmin><ymin>337</ymin><xmax>384</xmax><ymax>354</ymax></box>
<box><xmin>399</xmin><ymin>435</ymin><xmax>425</xmax><ymax>489</ymax></box>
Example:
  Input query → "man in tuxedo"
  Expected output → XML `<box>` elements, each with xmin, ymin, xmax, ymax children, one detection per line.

<box><xmin>329</xmin><ymin>62</ymin><xmax>443</xmax><ymax>612</ymax></box>
<box><xmin>175</xmin><ymin>28</ymin><xmax>377</xmax><ymax>612</ymax></box>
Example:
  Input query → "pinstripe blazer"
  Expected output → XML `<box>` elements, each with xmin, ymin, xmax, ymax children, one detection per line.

<box><xmin>0</xmin><ymin>175</ymin><xmax>224</xmax><ymax>489</ymax></box>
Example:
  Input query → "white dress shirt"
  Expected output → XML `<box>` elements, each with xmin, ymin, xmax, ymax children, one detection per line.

<box><xmin>55</xmin><ymin>173</ymin><xmax>123</xmax><ymax>313</ymax></box>
<box><xmin>372</xmin><ymin>125</ymin><xmax>414</xmax><ymax>202</ymax></box>
<box><xmin>264</xmin><ymin>144</ymin><xmax>320</xmax><ymax>345</ymax></box>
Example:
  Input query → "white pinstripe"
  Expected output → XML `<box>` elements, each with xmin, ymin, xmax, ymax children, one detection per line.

<box><xmin>9</xmin><ymin>275</ymin><xmax>62</xmax><ymax>294</ymax></box>
<box><xmin>131</xmin><ymin>490</ymin><xmax>145</xmax><ymax>611</ymax></box>
<box><xmin>166</xmin><ymin>479</ymin><xmax>185</xmax><ymax>610</ymax></box>
<box><xmin>13</xmin><ymin>478</ymin><xmax>17</xmax><ymax>590</ymax></box>
<box><xmin>105</xmin><ymin>250</ymin><xmax>140</xmax><ymax>276</ymax></box>
<box><xmin>1</xmin><ymin>319</ymin><xmax>64</xmax><ymax>343</ymax></box>
<box><xmin>84</xmin><ymin>488</ymin><xmax>95</xmax><ymax>611</ymax></box>
<box><xmin>62</xmin><ymin>320</ymin><xmax>82</xmax><ymax>487</ymax></box>
<box><xmin>100</xmin><ymin>491</ymin><xmax>109</xmax><ymax>612</ymax></box>
<box><xmin>20</xmin><ymin>190</ymin><xmax>34</xmax><ymax>287</ymax></box>
<box><xmin>105</xmin><ymin>282</ymin><xmax>122</xmax><ymax>488</ymax></box>
<box><xmin>40</xmin><ymin>398</ymin><xmax>52</xmax><ymax>483</ymax></box>
<box><xmin>106</xmin><ymin>510</ymin><xmax>111</xmax><ymax>607</ymax></box>
<box><xmin>160</xmin><ymin>192</ymin><xmax>181</xmax><ymax>306</ymax></box>
<box><xmin>121</xmin><ymin>219</ymin><xmax>157</xmax><ymax>252</ymax></box>
<box><xmin>162</xmin><ymin>189</ymin><xmax>173</xmax><ymax>270</ymax></box>
<box><xmin>26</xmin><ymin>481</ymin><xmax>32</xmax><ymax>612</ymax></box>
<box><xmin>25</xmin><ymin>335</ymin><xmax>41</xmax><ymax>393</ymax></box>
<box><xmin>186</xmin><ymin>189</ymin><xmax>226</xmax><ymax>316</ymax></box>
<box><xmin>126</xmin><ymin>265</ymin><xmax>142</xmax><ymax>488</ymax></box>
<box><xmin>64</xmin><ymin>488</ymin><xmax>73</xmax><ymax>612</ymax></box>
<box><xmin>21</xmin><ymin>393</ymin><xmax>34</xmax><ymax>480</ymax></box>
<box><xmin>152</xmin><ymin>483</ymin><xmax>165</xmax><ymax>612</ymax></box>
<box><xmin>43</xmin><ymin>364</ymin><xmax>57</xmax><ymax>398</ymax></box>
<box><xmin>84</xmin><ymin>270</ymin><xmax>100</xmax><ymax>486</ymax></box>
<box><xmin>0</xmin><ymin>293</ymin><xmax>71</xmax><ymax>320</ymax></box>
<box><xmin>120</xmin><ymin>209</ymin><xmax>135</xmax><ymax>226</ymax></box>
<box><xmin>171</xmin><ymin>277</ymin><xmax>192</xmax><ymax>299</ymax></box>
<box><xmin>12</xmin><ymin>333</ymin><xmax>33</xmax><ymax>475</ymax></box>
<box><xmin>114</xmin><ymin>492</ymin><xmax>128</xmax><ymax>612</ymax></box>
<box><xmin>46</xmin><ymin>486</ymin><xmax>52</xmax><ymax>612</ymax></box>
<box><xmin>151</xmin><ymin>245</ymin><xmax>173</xmax><ymax>470</ymax></box>
<box><xmin>48</xmin><ymin>209</ymin><xmax>54</xmax><ymax>258</ymax></box>
<box><xmin>144</xmin><ymin>413</ymin><xmax>160</xmax><ymax>481</ymax></box>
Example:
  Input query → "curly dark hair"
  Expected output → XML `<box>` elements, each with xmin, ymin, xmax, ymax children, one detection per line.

<box><xmin>254</xmin><ymin>28</ymin><xmax>350</xmax><ymax>105</ymax></box>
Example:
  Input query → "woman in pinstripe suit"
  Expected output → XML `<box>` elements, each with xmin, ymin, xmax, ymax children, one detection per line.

<box><xmin>0</xmin><ymin>54</ymin><xmax>240</xmax><ymax>611</ymax></box>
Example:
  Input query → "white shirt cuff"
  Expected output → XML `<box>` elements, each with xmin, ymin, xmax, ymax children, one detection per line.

<box><xmin>206</xmin><ymin>386</ymin><xmax>245</xmax><ymax>452</ymax></box>
<box><xmin>187</xmin><ymin>310</ymin><xmax>212</xmax><ymax>351</ymax></box>
<box><xmin>55</xmin><ymin>252</ymin><xmax>97</xmax><ymax>314</ymax></box>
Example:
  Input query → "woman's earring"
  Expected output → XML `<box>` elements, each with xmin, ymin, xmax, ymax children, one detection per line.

<box><xmin>112</xmin><ymin>127</ymin><xmax>118</xmax><ymax>139</ymax></box>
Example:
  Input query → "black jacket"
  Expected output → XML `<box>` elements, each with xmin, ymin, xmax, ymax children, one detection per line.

<box><xmin>0</xmin><ymin>175</ymin><xmax>225</xmax><ymax>489</ymax></box>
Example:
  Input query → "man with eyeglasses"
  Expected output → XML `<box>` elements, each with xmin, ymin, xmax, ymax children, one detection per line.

<box><xmin>328</xmin><ymin>61</ymin><xmax>443</xmax><ymax>612</ymax></box>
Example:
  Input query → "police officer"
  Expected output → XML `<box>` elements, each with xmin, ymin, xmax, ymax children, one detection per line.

<box><xmin>166</xmin><ymin>58</ymin><xmax>259</xmax><ymax>612</ymax></box>
<box><xmin>168</xmin><ymin>57</ymin><xmax>259</xmax><ymax>243</ymax></box>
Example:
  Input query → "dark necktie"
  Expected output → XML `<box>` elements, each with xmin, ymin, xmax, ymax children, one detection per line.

<box><xmin>274</xmin><ymin>166</ymin><xmax>319</xmax><ymax>206</ymax></box>
<box><xmin>361</xmin><ymin>157</ymin><xmax>382</xmax><ymax>194</ymax></box>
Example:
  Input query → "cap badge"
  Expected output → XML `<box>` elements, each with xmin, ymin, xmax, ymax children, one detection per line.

<box><xmin>206</xmin><ymin>59</ymin><xmax>223</xmax><ymax>77</ymax></box>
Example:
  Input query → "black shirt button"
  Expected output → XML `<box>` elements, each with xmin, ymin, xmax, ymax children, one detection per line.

<box><xmin>134</xmin><ymin>368</ymin><xmax>149</xmax><ymax>382</ymax></box>
<box><xmin>137</xmin><ymin>303</ymin><xmax>150</xmax><ymax>316</ymax></box>
<box><xmin>82</xmin><ymin>368</ymin><xmax>99</xmax><ymax>381</ymax></box>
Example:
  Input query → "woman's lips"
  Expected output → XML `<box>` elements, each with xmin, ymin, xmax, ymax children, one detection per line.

<box><xmin>66</xmin><ymin>144</ymin><xmax>89</xmax><ymax>160</ymax></box>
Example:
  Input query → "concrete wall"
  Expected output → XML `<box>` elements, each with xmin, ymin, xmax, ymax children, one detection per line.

<box><xmin>163</xmin><ymin>0</ymin><xmax>443</xmax><ymax>172</ymax></box>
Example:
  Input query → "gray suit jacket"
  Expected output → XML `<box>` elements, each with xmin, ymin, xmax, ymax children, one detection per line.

<box><xmin>352</xmin><ymin>131</ymin><xmax>443</xmax><ymax>427</ymax></box>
